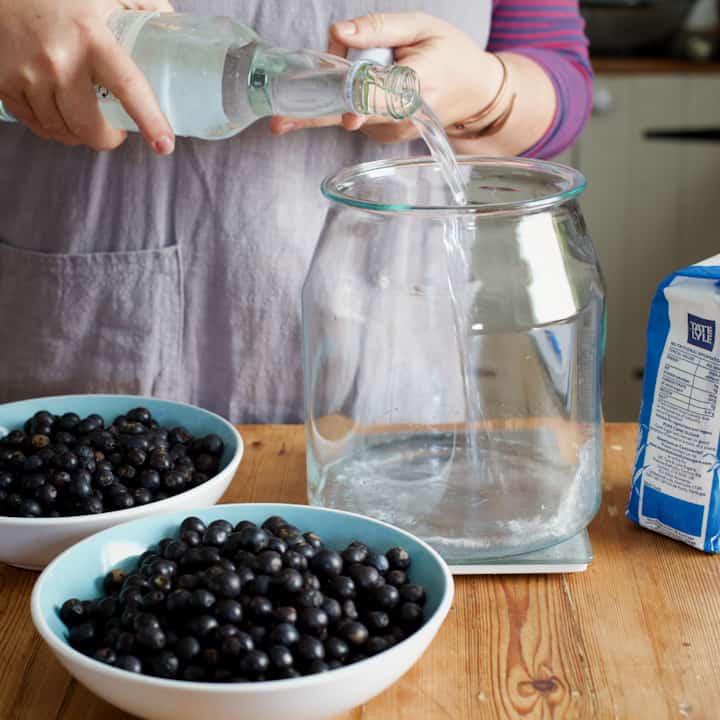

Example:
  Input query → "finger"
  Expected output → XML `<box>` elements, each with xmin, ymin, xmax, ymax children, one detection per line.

<box><xmin>327</xmin><ymin>37</ymin><xmax>347</xmax><ymax>57</ymax></box>
<box><xmin>341</xmin><ymin>113</ymin><xmax>366</xmax><ymax>131</ymax></box>
<box><xmin>331</xmin><ymin>12</ymin><xmax>446</xmax><ymax>49</ymax></box>
<box><xmin>10</xmin><ymin>94</ymin><xmax>52</xmax><ymax>141</ymax></box>
<box><xmin>56</xmin><ymin>69</ymin><xmax>126</xmax><ymax>151</ymax></box>
<box><xmin>0</xmin><ymin>94</ymin><xmax>35</xmax><ymax>125</ymax></box>
<box><xmin>361</xmin><ymin>120</ymin><xmax>420</xmax><ymax>144</ymax></box>
<box><xmin>270</xmin><ymin>115</ymin><xmax>344</xmax><ymax>135</ymax></box>
<box><xmin>90</xmin><ymin>27</ymin><xmax>174</xmax><ymax>154</ymax></box>
<box><xmin>24</xmin><ymin>84</ymin><xmax>76</xmax><ymax>140</ymax></box>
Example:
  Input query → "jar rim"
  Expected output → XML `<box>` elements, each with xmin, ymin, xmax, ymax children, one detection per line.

<box><xmin>321</xmin><ymin>155</ymin><xmax>586</xmax><ymax>215</ymax></box>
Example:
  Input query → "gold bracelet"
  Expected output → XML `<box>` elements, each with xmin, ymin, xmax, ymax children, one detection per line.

<box><xmin>446</xmin><ymin>54</ymin><xmax>515</xmax><ymax>139</ymax></box>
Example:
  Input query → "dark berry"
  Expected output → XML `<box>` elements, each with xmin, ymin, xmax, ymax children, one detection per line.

<box><xmin>193</xmin><ymin>454</ymin><xmax>216</xmax><ymax>474</ymax></box>
<box><xmin>180</xmin><ymin>516</ymin><xmax>206</xmax><ymax>535</ymax></box>
<box><xmin>190</xmin><ymin>589</ymin><xmax>216</xmax><ymax>612</ymax></box>
<box><xmin>202</xmin><ymin>525</ymin><xmax>228</xmax><ymax>547</ymax></box>
<box><xmin>150</xmin><ymin>651</ymin><xmax>179</xmax><ymax>678</ymax></box>
<box><xmin>93</xmin><ymin>647</ymin><xmax>116</xmax><ymax>665</ymax></box>
<box><xmin>249</xmin><ymin>595</ymin><xmax>273</xmax><ymax>620</ymax></box>
<box><xmin>273</xmin><ymin>606</ymin><xmax>297</xmax><ymax>625</ymax></box>
<box><xmin>168</xmin><ymin>427</ymin><xmax>192</xmax><ymax>445</ymax></box>
<box><xmin>342</xmin><ymin>543</ymin><xmax>368</xmax><ymax>565</ymax></box>
<box><xmin>399</xmin><ymin>584</ymin><xmax>426</xmax><ymax>606</ymax></box>
<box><xmin>399</xmin><ymin>602</ymin><xmax>424</xmax><ymax>628</ymax></box>
<box><xmin>283</xmin><ymin>550</ymin><xmax>308</xmax><ymax>571</ymax></box>
<box><xmin>386</xmin><ymin>569</ymin><xmax>408</xmax><ymax>587</ymax></box>
<box><xmin>18</xmin><ymin>498</ymin><xmax>42</xmax><ymax>517</ymax></box>
<box><xmin>321</xmin><ymin>597</ymin><xmax>342</xmax><ymax>625</ymax></box>
<box><xmin>256</xmin><ymin>550</ymin><xmax>283</xmax><ymax>575</ymax></box>
<box><xmin>206</xmin><ymin>571</ymin><xmax>241</xmax><ymax>598</ymax></box>
<box><xmin>266</xmin><ymin>537</ymin><xmax>287</xmax><ymax>555</ymax></box>
<box><xmin>103</xmin><ymin>568</ymin><xmax>126</xmax><ymax>594</ymax></box>
<box><xmin>268</xmin><ymin>645</ymin><xmax>293</xmax><ymax>669</ymax></box>
<box><xmin>276</xmin><ymin>568</ymin><xmax>303</xmax><ymax>595</ymax></box>
<box><xmin>59</xmin><ymin>413</ymin><xmax>81</xmax><ymax>431</ymax></box>
<box><xmin>179</xmin><ymin>530</ymin><xmax>201</xmax><ymax>548</ymax></box>
<box><xmin>366</xmin><ymin>552</ymin><xmax>390</xmax><ymax>575</ymax></box>
<box><xmin>68</xmin><ymin>622</ymin><xmax>96</xmax><ymax>650</ymax></box>
<box><xmin>126</xmin><ymin>407</ymin><xmax>151</xmax><ymax>425</ymax></box>
<box><xmin>214</xmin><ymin>598</ymin><xmax>243</xmax><ymax>624</ymax></box>
<box><xmin>36</xmin><ymin>483</ymin><xmax>58</xmax><ymax>506</ymax></box>
<box><xmin>373</xmin><ymin>584</ymin><xmax>400</xmax><ymax>611</ymax></box>
<box><xmin>328</xmin><ymin>575</ymin><xmax>355</xmax><ymax>600</ymax></box>
<box><xmin>133</xmin><ymin>488</ymin><xmax>152</xmax><ymax>506</ymax></box>
<box><xmin>185</xmin><ymin>614</ymin><xmax>218</xmax><ymax>638</ymax></box>
<box><xmin>238</xmin><ymin>526</ymin><xmax>269</xmax><ymax>553</ymax></box>
<box><xmin>59</xmin><ymin>598</ymin><xmax>86</xmax><ymax>626</ymax></box>
<box><xmin>366</xmin><ymin>610</ymin><xmax>391</xmax><ymax>632</ymax></box>
<box><xmin>201</xmin><ymin>434</ymin><xmax>224</xmax><ymax>455</ymax></box>
<box><xmin>269</xmin><ymin>623</ymin><xmax>299</xmax><ymax>647</ymax></box>
<box><xmin>338</xmin><ymin>620</ymin><xmax>368</xmax><ymax>646</ymax></box>
<box><xmin>348</xmin><ymin>564</ymin><xmax>381</xmax><ymax>591</ymax></box>
<box><xmin>324</xmin><ymin>636</ymin><xmax>350</xmax><ymax>661</ymax></box>
<box><xmin>366</xmin><ymin>636</ymin><xmax>389</xmax><ymax>655</ymax></box>
<box><xmin>296</xmin><ymin>635</ymin><xmax>324</xmax><ymax>662</ymax></box>
<box><xmin>386</xmin><ymin>547</ymin><xmax>410</xmax><ymax>570</ymax></box>
<box><xmin>298</xmin><ymin>607</ymin><xmax>328</xmax><ymax>635</ymax></box>
<box><xmin>175</xmin><ymin>636</ymin><xmax>201</xmax><ymax>662</ymax></box>
<box><xmin>221</xmin><ymin>632</ymin><xmax>254</xmax><ymax>657</ymax></box>
<box><xmin>311</xmin><ymin>550</ymin><xmax>342</xmax><ymax>578</ymax></box>
<box><xmin>115</xmin><ymin>655</ymin><xmax>142</xmax><ymax>674</ymax></box>
<box><xmin>148</xmin><ymin>450</ymin><xmax>171</xmax><ymax>472</ymax></box>
<box><xmin>239</xmin><ymin>650</ymin><xmax>270</xmax><ymax>677</ymax></box>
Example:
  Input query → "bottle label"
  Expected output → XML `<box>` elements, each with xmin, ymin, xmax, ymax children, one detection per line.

<box><xmin>97</xmin><ymin>11</ymin><xmax>160</xmax><ymax>102</ymax></box>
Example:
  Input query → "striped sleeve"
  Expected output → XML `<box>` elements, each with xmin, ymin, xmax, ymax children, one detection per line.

<box><xmin>488</xmin><ymin>0</ymin><xmax>593</xmax><ymax>158</ymax></box>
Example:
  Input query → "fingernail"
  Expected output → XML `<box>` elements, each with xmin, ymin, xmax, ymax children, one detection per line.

<box><xmin>335</xmin><ymin>20</ymin><xmax>357</xmax><ymax>36</ymax></box>
<box><xmin>154</xmin><ymin>135</ymin><xmax>174</xmax><ymax>155</ymax></box>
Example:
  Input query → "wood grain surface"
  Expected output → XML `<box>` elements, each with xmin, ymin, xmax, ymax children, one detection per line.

<box><xmin>1</xmin><ymin>423</ymin><xmax>719</xmax><ymax>720</ymax></box>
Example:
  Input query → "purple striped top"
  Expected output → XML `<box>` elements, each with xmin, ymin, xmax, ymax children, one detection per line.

<box><xmin>489</xmin><ymin>0</ymin><xmax>592</xmax><ymax>157</ymax></box>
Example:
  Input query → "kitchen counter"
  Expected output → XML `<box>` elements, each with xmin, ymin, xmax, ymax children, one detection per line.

<box><xmin>2</xmin><ymin>423</ymin><xmax>720</xmax><ymax>719</ymax></box>
<box><xmin>592</xmin><ymin>56</ymin><xmax>720</xmax><ymax>73</ymax></box>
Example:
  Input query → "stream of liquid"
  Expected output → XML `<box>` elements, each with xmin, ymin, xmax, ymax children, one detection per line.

<box><xmin>409</xmin><ymin>103</ymin><xmax>490</xmax><ymax>475</ymax></box>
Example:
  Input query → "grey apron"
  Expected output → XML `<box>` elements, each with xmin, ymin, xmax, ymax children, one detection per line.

<box><xmin>0</xmin><ymin>0</ymin><xmax>491</xmax><ymax>423</ymax></box>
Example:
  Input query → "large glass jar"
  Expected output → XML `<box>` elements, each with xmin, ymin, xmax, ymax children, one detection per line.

<box><xmin>302</xmin><ymin>157</ymin><xmax>605</xmax><ymax>563</ymax></box>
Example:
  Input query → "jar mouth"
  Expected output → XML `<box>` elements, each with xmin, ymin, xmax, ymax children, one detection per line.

<box><xmin>321</xmin><ymin>155</ymin><xmax>586</xmax><ymax>215</ymax></box>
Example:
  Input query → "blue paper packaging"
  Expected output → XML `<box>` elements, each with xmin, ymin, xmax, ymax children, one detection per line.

<box><xmin>627</xmin><ymin>254</ymin><xmax>720</xmax><ymax>552</ymax></box>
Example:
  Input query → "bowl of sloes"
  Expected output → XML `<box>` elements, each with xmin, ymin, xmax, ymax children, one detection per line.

<box><xmin>0</xmin><ymin>395</ymin><xmax>243</xmax><ymax>570</ymax></box>
<box><xmin>31</xmin><ymin>504</ymin><xmax>454</xmax><ymax>720</ymax></box>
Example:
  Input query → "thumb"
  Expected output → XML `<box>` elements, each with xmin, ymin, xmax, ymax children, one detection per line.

<box><xmin>331</xmin><ymin>12</ymin><xmax>442</xmax><ymax>49</ymax></box>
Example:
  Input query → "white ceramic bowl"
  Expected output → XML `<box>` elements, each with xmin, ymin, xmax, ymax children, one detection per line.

<box><xmin>32</xmin><ymin>503</ymin><xmax>454</xmax><ymax>720</ymax></box>
<box><xmin>0</xmin><ymin>395</ymin><xmax>243</xmax><ymax>570</ymax></box>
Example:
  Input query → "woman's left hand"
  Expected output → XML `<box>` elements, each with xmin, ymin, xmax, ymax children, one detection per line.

<box><xmin>269</xmin><ymin>11</ymin><xmax>503</xmax><ymax>144</ymax></box>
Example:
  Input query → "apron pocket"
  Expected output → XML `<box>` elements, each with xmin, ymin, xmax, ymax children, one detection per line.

<box><xmin>0</xmin><ymin>241</ymin><xmax>184</xmax><ymax>402</ymax></box>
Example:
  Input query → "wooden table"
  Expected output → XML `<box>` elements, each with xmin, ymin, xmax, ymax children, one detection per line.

<box><xmin>2</xmin><ymin>423</ymin><xmax>720</xmax><ymax>720</ymax></box>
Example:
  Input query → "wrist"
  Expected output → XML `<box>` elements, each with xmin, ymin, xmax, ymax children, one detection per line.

<box><xmin>447</xmin><ymin>52</ymin><xmax>516</xmax><ymax>139</ymax></box>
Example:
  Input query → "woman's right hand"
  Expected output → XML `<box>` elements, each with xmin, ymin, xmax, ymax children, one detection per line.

<box><xmin>0</xmin><ymin>0</ymin><xmax>175</xmax><ymax>154</ymax></box>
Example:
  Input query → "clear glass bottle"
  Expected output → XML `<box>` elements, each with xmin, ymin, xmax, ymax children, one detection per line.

<box><xmin>0</xmin><ymin>11</ymin><xmax>420</xmax><ymax>139</ymax></box>
<box><xmin>303</xmin><ymin>157</ymin><xmax>605</xmax><ymax>564</ymax></box>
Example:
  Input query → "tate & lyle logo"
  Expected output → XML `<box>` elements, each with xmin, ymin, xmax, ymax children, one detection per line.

<box><xmin>688</xmin><ymin>313</ymin><xmax>715</xmax><ymax>352</ymax></box>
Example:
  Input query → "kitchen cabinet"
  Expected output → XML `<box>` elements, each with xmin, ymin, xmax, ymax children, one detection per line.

<box><xmin>572</xmin><ymin>72</ymin><xmax>720</xmax><ymax>421</ymax></box>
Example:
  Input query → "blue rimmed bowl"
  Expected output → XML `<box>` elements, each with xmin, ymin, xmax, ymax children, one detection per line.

<box><xmin>32</xmin><ymin>503</ymin><xmax>454</xmax><ymax>720</ymax></box>
<box><xmin>0</xmin><ymin>395</ymin><xmax>243</xmax><ymax>570</ymax></box>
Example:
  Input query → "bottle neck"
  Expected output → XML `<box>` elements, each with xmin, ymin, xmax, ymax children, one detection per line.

<box><xmin>244</xmin><ymin>44</ymin><xmax>420</xmax><ymax>120</ymax></box>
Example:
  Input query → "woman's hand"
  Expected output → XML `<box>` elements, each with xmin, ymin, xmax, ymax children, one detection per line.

<box><xmin>270</xmin><ymin>12</ymin><xmax>504</xmax><ymax>144</ymax></box>
<box><xmin>0</xmin><ymin>0</ymin><xmax>175</xmax><ymax>153</ymax></box>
